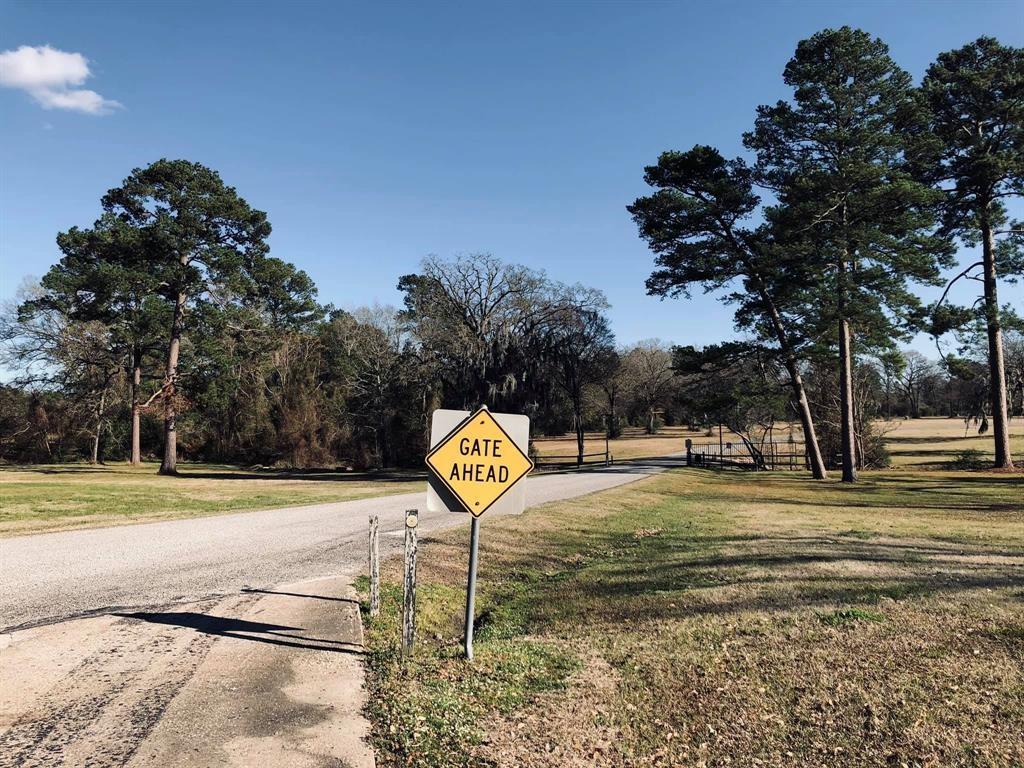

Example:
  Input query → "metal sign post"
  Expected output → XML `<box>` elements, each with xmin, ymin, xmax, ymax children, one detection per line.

<box><xmin>423</xmin><ymin>406</ymin><xmax>533</xmax><ymax>662</ymax></box>
<box><xmin>463</xmin><ymin>516</ymin><xmax>481</xmax><ymax>661</ymax></box>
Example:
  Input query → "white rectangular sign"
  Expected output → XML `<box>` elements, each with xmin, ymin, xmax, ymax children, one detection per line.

<box><xmin>425</xmin><ymin>408</ymin><xmax>530</xmax><ymax>515</ymax></box>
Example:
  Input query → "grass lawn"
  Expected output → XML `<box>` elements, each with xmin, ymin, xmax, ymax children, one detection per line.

<box><xmin>360</xmin><ymin>467</ymin><xmax>1024</xmax><ymax>767</ymax></box>
<box><xmin>3</xmin><ymin>417</ymin><xmax>1019</xmax><ymax>539</ymax></box>
<box><xmin>0</xmin><ymin>462</ymin><xmax>421</xmax><ymax>536</ymax></box>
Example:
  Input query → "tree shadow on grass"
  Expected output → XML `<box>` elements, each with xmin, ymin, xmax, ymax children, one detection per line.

<box><xmin>507</xmin><ymin>529</ymin><xmax>1024</xmax><ymax>628</ymax></box>
<box><xmin>7</xmin><ymin>464</ymin><xmax>426</xmax><ymax>483</ymax></box>
<box><xmin>114</xmin><ymin>611</ymin><xmax>362</xmax><ymax>653</ymax></box>
<box><xmin>177</xmin><ymin>468</ymin><xmax>424</xmax><ymax>483</ymax></box>
<box><xmin>885</xmin><ymin>435</ymin><xmax>978</xmax><ymax>445</ymax></box>
<box><xmin>773</xmin><ymin>496</ymin><xmax>1022</xmax><ymax>514</ymax></box>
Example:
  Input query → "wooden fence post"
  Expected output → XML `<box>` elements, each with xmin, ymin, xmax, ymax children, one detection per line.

<box><xmin>402</xmin><ymin>509</ymin><xmax>418</xmax><ymax>657</ymax></box>
<box><xmin>685</xmin><ymin>439</ymin><xmax>692</xmax><ymax>467</ymax></box>
<box><xmin>368</xmin><ymin>515</ymin><xmax>380</xmax><ymax>618</ymax></box>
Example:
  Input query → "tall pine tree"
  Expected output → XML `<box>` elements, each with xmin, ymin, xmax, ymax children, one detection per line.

<box><xmin>920</xmin><ymin>37</ymin><xmax>1023</xmax><ymax>469</ymax></box>
<box><xmin>46</xmin><ymin>216</ymin><xmax>168</xmax><ymax>464</ymax></box>
<box><xmin>101</xmin><ymin>160</ymin><xmax>274</xmax><ymax>474</ymax></box>
<box><xmin>629</xmin><ymin>145</ymin><xmax>829</xmax><ymax>479</ymax></box>
<box><xmin>745</xmin><ymin>27</ymin><xmax>951</xmax><ymax>481</ymax></box>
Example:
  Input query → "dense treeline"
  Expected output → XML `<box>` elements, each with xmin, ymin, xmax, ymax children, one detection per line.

<box><xmin>1</xmin><ymin>30</ymin><xmax>1021</xmax><ymax>478</ymax></box>
<box><xmin>0</xmin><ymin>251</ymin><xmax>626</xmax><ymax>469</ymax></box>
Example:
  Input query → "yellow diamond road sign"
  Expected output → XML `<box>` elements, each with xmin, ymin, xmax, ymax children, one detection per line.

<box><xmin>425</xmin><ymin>407</ymin><xmax>534</xmax><ymax>517</ymax></box>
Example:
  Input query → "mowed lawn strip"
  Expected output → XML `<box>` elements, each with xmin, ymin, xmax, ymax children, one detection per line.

<box><xmin>0</xmin><ymin>463</ymin><xmax>421</xmax><ymax>536</ymax></box>
<box><xmin>360</xmin><ymin>468</ymin><xmax>1024</xmax><ymax>768</ymax></box>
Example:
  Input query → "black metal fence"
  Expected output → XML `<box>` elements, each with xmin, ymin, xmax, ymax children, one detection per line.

<box><xmin>685</xmin><ymin>439</ymin><xmax>808</xmax><ymax>471</ymax></box>
<box><xmin>533</xmin><ymin>449</ymin><xmax>610</xmax><ymax>469</ymax></box>
<box><xmin>531</xmin><ymin>435</ymin><xmax>809</xmax><ymax>472</ymax></box>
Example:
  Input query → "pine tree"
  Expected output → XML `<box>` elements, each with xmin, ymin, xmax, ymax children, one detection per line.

<box><xmin>47</xmin><ymin>217</ymin><xmax>167</xmax><ymax>464</ymax></box>
<box><xmin>920</xmin><ymin>37</ymin><xmax>1023</xmax><ymax>469</ymax></box>
<box><xmin>744</xmin><ymin>27</ymin><xmax>952</xmax><ymax>481</ymax></box>
<box><xmin>628</xmin><ymin>145</ymin><xmax>830</xmax><ymax>479</ymax></box>
<box><xmin>100</xmin><ymin>160</ymin><xmax>274</xmax><ymax>474</ymax></box>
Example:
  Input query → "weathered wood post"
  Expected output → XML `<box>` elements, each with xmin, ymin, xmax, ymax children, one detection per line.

<box><xmin>402</xmin><ymin>509</ymin><xmax>418</xmax><ymax>657</ymax></box>
<box><xmin>685</xmin><ymin>438</ymin><xmax>692</xmax><ymax>467</ymax></box>
<box><xmin>368</xmin><ymin>515</ymin><xmax>380</xmax><ymax>618</ymax></box>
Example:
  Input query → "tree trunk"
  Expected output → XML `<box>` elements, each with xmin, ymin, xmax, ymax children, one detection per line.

<box><xmin>91</xmin><ymin>389</ymin><xmax>106</xmax><ymax>465</ymax></box>
<box><xmin>754</xmin><ymin>281</ymin><xmax>828</xmax><ymax>479</ymax></box>
<box><xmin>838</xmin><ymin>316</ymin><xmax>857</xmax><ymax>482</ymax></box>
<box><xmin>575</xmin><ymin>398</ymin><xmax>585</xmax><ymax>467</ymax></box>
<box><xmin>980</xmin><ymin>212</ymin><xmax>1014</xmax><ymax>469</ymax></box>
<box><xmin>130</xmin><ymin>348</ymin><xmax>142</xmax><ymax>465</ymax></box>
<box><xmin>159</xmin><ymin>289</ymin><xmax>186</xmax><ymax>476</ymax></box>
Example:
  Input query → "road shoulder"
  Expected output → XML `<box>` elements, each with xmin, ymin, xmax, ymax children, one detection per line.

<box><xmin>0</xmin><ymin>577</ymin><xmax>375</xmax><ymax>768</ymax></box>
<box><xmin>126</xmin><ymin>576</ymin><xmax>374</xmax><ymax>768</ymax></box>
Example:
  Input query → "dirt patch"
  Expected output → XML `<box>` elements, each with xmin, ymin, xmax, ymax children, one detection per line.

<box><xmin>0</xmin><ymin>579</ymin><xmax>374</xmax><ymax>768</ymax></box>
<box><xmin>0</xmin><ymin>596</ymin><xmax>234</xmax><ymax>768</ymax></box>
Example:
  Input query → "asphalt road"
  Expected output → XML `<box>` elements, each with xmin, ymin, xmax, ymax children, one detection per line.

<box><xmin>0</xmin><ymin>458</ymin><xmax>681</xmax><ymax>632</ymax></box>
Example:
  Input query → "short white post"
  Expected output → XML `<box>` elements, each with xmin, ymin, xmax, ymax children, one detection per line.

<box><xmin>402</xmin><ymin>509</ymin><xmax>418</xmax><ymax>657</ymax></box>
<box><xmin>368</xmin><ymin>515</ymin><xmax>380</xmax><ymax>618</ymax></box>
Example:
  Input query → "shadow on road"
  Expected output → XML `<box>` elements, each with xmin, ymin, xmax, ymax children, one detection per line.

<box><xmin>536</xmin><ymin>456</ymin><xmax>687</xmax><ymax>476</ymax></box>
<box><xmin>241</xmin><ymin>587</ymin><xmax>360</xmax><ymax>605</ymax></box>
<box><xmin>114</xmin><ymin>611</ymin><xmax>362</xmax><ymax>654</ymax></box>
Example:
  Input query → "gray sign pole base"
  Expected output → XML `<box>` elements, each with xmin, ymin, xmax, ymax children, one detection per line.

<box><xmin>464</xmin><ymin>516</ymin><xmax>481</xmax><ymax>661</ymax></box>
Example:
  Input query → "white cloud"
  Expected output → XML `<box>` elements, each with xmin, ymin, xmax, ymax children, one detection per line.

<box><xmin>0</xmin><ymin>45</ymin><xmax>121</xmax><ymax>115</ymax></box>
<box><xmin>33</xmin><ymin>87</ymin><xmax>117</xmax><ymax>113</ymax></box>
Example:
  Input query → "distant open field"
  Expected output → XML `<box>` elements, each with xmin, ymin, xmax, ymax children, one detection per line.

<box><xmin>532</xmin><ymin>417</ymin><xmax>1024</xmax><ymax>469</ymax></box>
<box><xmin>361</xmin><ymin>466</ymin><xmax>1024</xmax><ymax>767</ymax></box>
<box><xmin>0</xmin><ymin>463</ymin><xmax>420</xmax><ymax>536</ymax></box>
<box><xmin>883</xmin><ymin>416</ymin><xmax>1024</xmax><ymax>468</ymax></box>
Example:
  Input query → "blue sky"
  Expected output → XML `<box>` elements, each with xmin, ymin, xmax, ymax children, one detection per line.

<box><xmin>1</xmin><ymin>0</ymin><xmax>1021</xmax><ymax>355</ymax></box>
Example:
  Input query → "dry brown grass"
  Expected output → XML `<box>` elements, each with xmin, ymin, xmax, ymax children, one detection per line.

<box><xmin>882</xmin><ymin>416</ymin><xmax>1024</xmax><ymax>468</ymax></box>
<box><xmin>533</xmin><ymin>416</ymin><xmax>1024</xmax><ymax>470</ymax></box>
<box><xmin>0</xmin><ymin>462</ymin><xmax>420</xmax><ymax>536</ymax></box>
<box><xmin>363</xmin><ymin>467</ymin><xmax>1024</xmax><ymax>767</ymax></box>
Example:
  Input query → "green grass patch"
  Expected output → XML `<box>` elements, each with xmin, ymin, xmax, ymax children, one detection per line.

<box><xmin>361</xmin><ymin>582</ymin><xmax>578</xmax><ymax>767</ymax></box>
<box><xmin>817</xmin><ymin>608</ymin><xmax>887</xmax><ymax>626</ymax></box>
